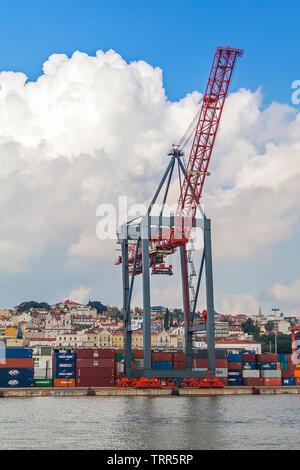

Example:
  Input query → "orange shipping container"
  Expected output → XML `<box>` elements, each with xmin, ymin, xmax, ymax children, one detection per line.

<box><xmin>0</xmin><ymin>358</ymin><xmax>34</xmax><ymax>369</ymax></box>
<box><xmin>294</xmin><ymin>370</ymin><xmax>300</xmax><ymax>378</ymax></box>
<box><xmin>54</xmin><ymin>379</ymin><xmax>75</xmax><ymax>388</ymax></box>
<box><xmin>263</xmin><ymin>378</ymin><xmax>281</xmax><ymax>386</ymax></box>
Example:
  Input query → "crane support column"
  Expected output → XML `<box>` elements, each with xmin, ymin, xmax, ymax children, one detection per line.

<box><xmin>180</xmin><ymin>245</ymin><xmax>193</xmax><ymax>369</ymax></box>
<box><xmin>204</xmin><ymin>218</ymin><xmax>216</xmax><ymax>373</ymax></box>
<box><xmin>121</xmin><ymin>234</ymin><xmax>132</xmax><ymax>378</ymax></box>
<box><xmin>141</xmin><ymin>216</ymin><xmax>152</xmax><ymax>370</ymax></box>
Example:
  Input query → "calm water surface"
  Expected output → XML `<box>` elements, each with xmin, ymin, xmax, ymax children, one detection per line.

<box><xmin>0</xmin><ymin>395</ymin><xmax>299</xmax><ymax>450</ymax></box>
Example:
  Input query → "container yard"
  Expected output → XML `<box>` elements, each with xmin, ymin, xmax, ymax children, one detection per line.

<box><xmin>1</xmin><ymin>347</ymin><xmax>300</xmax><ymax>397</ymax></box>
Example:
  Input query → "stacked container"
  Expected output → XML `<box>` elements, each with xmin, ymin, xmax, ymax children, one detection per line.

<box><xmin>242</xmin><ymin>353</ymin><xmax>263</xmax><ymax>386</ymax></box>
<box><xmin>53</xmin><ymin>352</ymin><xmax>76</xmax><ymax>387</ymax></box>
<box><xmin>227</xmin><ymin>353</ymin><xmax>243</xmax><ymax>386</ymax></box>
<box><xmin>256</xmin><ymin>354</ymin><xmax>281</xmax><ymax>386</ymax></box>
<box><xmin>173</xmin><ymin>352</ymin><xmax>185</xmax><ymax>370</ymax></box>
<box><xmin>152</xmin><ymin>352</ymin><xmax>173</xmax><ymax>370</ymax></box>
<box><xmin>75</xmin><ymin>349</ymin><xmax>115</xmax><ymax>387</ymax></box>
<box><xmin>0</xmin><ymin>348</ymin><xmax>34</xmax><ymax>388</ymax></box>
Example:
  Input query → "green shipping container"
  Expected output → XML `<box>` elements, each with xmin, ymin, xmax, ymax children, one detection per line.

<box><xmin>115</xmin><ymin>353</ymin><xmax>134</xmax><ymax>362</ymax></box>
<box><xmin>34</xmin><ymin>379</ymin><xmax>53</xmax><ymax>387</ymax></box>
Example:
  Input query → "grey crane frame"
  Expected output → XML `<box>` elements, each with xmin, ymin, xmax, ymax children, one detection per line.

<box><xmin>117</xmin><ymin>152</ymin><xmax>216</xmax><ymax>379</ymax></box>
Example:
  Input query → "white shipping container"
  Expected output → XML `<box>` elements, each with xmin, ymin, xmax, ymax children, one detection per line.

<box><xmin>215</xmin><ymin>368</ymin><xmax>228</xmax><ymax>377</ymax></box>
<box><xmin>261</xmin><ymin>370</ymin><xmax>281</xmax><ymax>378</ymax></box>
<box><xmin>242</xmin><ymin>370</ymin><xmax>260</xmax><ymax>378</ymax></box>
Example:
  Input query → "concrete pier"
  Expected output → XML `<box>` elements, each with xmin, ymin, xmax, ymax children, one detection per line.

<box><xmin>0</xmin><ymin>386</ymin><xmax>300</xmax><ymax>397</ymax></box>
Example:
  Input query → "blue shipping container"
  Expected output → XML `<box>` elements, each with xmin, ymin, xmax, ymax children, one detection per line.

<box><xmin>53</xmin><ymin>370</ymin><xmax>76</xmax><ymax>379</ymax></box>
<box><xmin>282</xmin><ymin>378</ymin><xmax>295</xmax><ymax>386</ymax></box>
<box><xmin>0</xmin><ymin>377</ymin><xmax>34</xmax><ymax>388</ymax></box>
<box><xmin>258</xmin><ymin>362</ymin><xmax>277</xmax><ymax>370</ymax></box>
<box><xmin>152</xmin><ymin>361</ymin><xmax>173</xmax><ymax>370</ymax></box>
<box><xmin>227</xmin><ymin>353</ymin><xmax>242</xmax><ymax>362</ymax></box>
<box><xmin>0</xmin><ymin>368</ymin><xmax>34</xmax><ymax>379</ymax></box>
<box><xmin>0</xmin><ymin>348</ymin><xmax>33</xmax><ymax>358</ymax></box>
<box><xmin>54</xmin><ymin>353</ymin><xmax>76</xmax><ymax>362</ymax></box>
<box><xmin>228</xmin><ymin>370</ymin><xmax>242</xmax><ymax>377</ymax></box>
<box><xmin>228</xmin><ymin>377</ymin><xmax>243</xmax><ymax>386</ymax></box>
<box><xmin>242</xmin><ymin>362</ymin><xmax>257</xmax><ymax>370</ymax></box>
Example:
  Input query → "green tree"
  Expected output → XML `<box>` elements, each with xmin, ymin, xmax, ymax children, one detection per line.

<box><xmin>17</xmin><ymin>301</ymin><xmax>51</xmax><ymax>313</ymax></box>
<box><xmin>164</xmin><ymin>309</ymin><xmax>170</xmax><ymax>330</ymax></box>
<box><xmin>265</xmin><ymin>321</ymin><xmax>275</xmax><ymax>332</ymax></box>
<box><xmin>241</xmin><ymin>318</ymin><xmax>260</xmax><ymax>341</ymax></box>
<box><xmin>87</xmin><ymin>301</ymin><xmax>107</xmax><ymax>314</ymax></box>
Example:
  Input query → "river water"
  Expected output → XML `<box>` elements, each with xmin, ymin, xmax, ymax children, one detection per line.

<box><xmin>0</xmin><ymin>395</ymin><xmax>298</xmax><ymax>450</ymax></box>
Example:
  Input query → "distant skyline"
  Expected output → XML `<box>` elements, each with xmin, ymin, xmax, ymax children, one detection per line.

<box><xmin>0</xmin><ymin>1</ymin><xmax>299</xmax><ymax>316</ymax></box>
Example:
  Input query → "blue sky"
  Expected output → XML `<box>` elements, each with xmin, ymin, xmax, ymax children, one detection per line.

<box><xmin>0</xmin><ymin>0</ymin><xmax>299</xmax><ymax>315</ymax></box>
<box><xmin>0</xmin><ymin>0</ymin><xmax>299</xmax><ymax>105</ymax></box>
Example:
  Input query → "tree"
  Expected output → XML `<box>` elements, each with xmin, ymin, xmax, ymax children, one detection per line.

<box><xmin>164</xmin><ymin>309</ymin><xmax>170</xmax><ymax>330</ymax></box>
<box><xmin>265</xmin><ymin>321</ymin><xmax>275</xmax><ymax>332</ymax></box>
<box><xmin>260</xmin><ymin>334</ymin><xmax>292</xmax><ymax>354</ymax></box>
<box><xmin>87</xmin><ymin>301</ymin><xmax>107</xmax><ymax>314</ymax></box>
<box><xmin>241</xmin><ymin>318</ymin><xmax>260</xmax><ymax>341</ymax></box>
<box><xmin>17</xmin><ymin>301</ymin><xmax>51</xmax><ymax>313</ymax></box>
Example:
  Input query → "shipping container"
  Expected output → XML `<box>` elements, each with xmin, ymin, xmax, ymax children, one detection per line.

<box><xmin>242</xmin><ymin>362</ymin><xmax>257</xmax><ymax>370</ymax></box>
<box><xmin>228</xmin><ymin>377</ymin><xmax>243</xmax><ymax>386</ymax></box>
<box><xmin>193</xmin><ymin>349</ymin><xmax>227</xmax><ymax>359</ymax></box>
<box><xmin>282</xmin><ymin>378</ymin><xmax>295</xmax><ymax>386</ymax></box>
<box><xmin>227</xmin><ymin>353</ymin><xmax>242</xmax><ymax>362</ymax></box>
<box><xmin>294</xmin><ymin>370</ymin><xmax>300</xmax><ymax>378</ymax></box>
<box><xmin>75</xmin><ymin>377</ymin><xmax>115</xmax><ymax>387</ymax></box>
<box><xmin>152</xmin><ymin>353</ymin><xmax>173</xmax><ymax>362</ymax></box>
<box><xmin>74</xmin><ymin>349</ymin><xmax>115</xmax><ymax>359</ymax></box>
<box><xmin>0</xmin><ymin>377</ymin><xmax>34</xmax><ymax>388</ymax></box>
<box><xmin>152</xmin><ymin>361</ymin><xmax>173</xmax><ymax>370</ymax></box>
<box><xmin>173</xmin><ymin>362</ymin><xmax>185</xmax><ymax>370</ymax></box>
<box><xmin>242</xmin><ymin>370</ymin><xmax>260</xmax><ymax>378</ymax></box>
<box><xmin>173</xmin><ymin>353</ymin><xmax>185</xmax><ymax>362</ymax></box>
<box><xmin>228</xmin><ymin>370</ymin><xmax>242</xmax><ymax>377</ymax></box>
<box><xmin>0</xmin><ymin>359</ymin><xmax>34</xmax><ymax>369</ymax></box>
<box><xmin>215</xmin><ymin>368</ymin><xmax>228</xmax><ymax>378</ymax></box>
<box><xmin>261</xmin><ymin>370</ymin><xmax>281</xmax><ymax>378</ymax></box>
<box><xmin>53</xmin><ymin>379</ymin><xmax>75</xmax><ymax>388</ymax></box>
<box><xmin>256</xmin><ymin>354</ymin><xmax>278</xmax><ymax>363</ymax></box>
<box><xmin>281</xmin><ymin>370</ymin><xmax>295</xmax><ymax>378</ymax></box>
<box><xmin>34</xmin><ymin>378</ymin><xmax>53</xmax><ymax>387</ymax></box>
<box><xmin>76</xmin><ymin>367</ymin><xmax>115</xmax><ymax>378</ymax></box>
<box><xmin>54</xmin><ymin>370</ymin><xmax>76</xmax><ymax>379</ymax></box>
<box><xmin>54</xmin><ymin>353</ymin><xmax>76</xmax><ymax>362</ymax></box>
<box><xmin>242</xmin><ymin>353</ymin><xmax>256</xmax><ymax>362</ymax></box>
<box><xmin>132</xmin><ymin>349</ymin><xmax>144</xmax><ymax>359</ymax></box>
<box><xmin>115</xmin><ymin>353</ymin><xmax>134</xmax><ymax>362</ymax></box>
<box><xmin>263</xmin><ymin>378</ymin><xmax>281</xmax><ymax>386</ymax></box>
<box><xmin>295</xmin><ymin>377</ymin><xmax>300</xmax><ymax>385</ymax></box>
<box><xmin>227</xmin><ymin>362</ymin><xmax>242</xmax><ymax>370</ymax></box>
<box><xmin>0</xmin><ymin>368</ymin><xmax>34</xmax><ymax>379</ymax></box>
<box><xmin>243</xmin><ymin>378</ymin><xmax>264</xmax><ymax>386</ymax></box>
<box><xmin>257</xmin><ymin>362</ymin><xmax>277</xmax><ymax>370</ymax></box>
<box><xmin>0</xmin><ymin>348</ymin><xmax>33</xmax><ymax>358</ymax></box>
<box><xmin>76</xmin><ymin>358</ymin><xmax>115</xmax><ymax>368</ymax></box>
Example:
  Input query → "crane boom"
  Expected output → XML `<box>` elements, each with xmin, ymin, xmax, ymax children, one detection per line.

<box><xmin>174</xmin><ymin>46</ymin><xmax>243</xmax><ymax>242</ymax></box>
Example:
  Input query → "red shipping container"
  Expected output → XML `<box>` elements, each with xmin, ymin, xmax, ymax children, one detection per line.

<box><xmin>256</xmin><ymin>354</ymin><xmax>278</xmax><ymax>363</ymax></box>
<box><xmin>228</xmin><ymin>362</ymin><xmax>242</xmax><ymax>370</ymax></box>
<box><xmin>76</xmin><ymin>367</ymin><xmax>115</xmax><ymax>378</ymax></box>
<box><xmin>173</xmin><ymin>362</ymin><xmax>185</xmax><ymax>370</ymax></box>
<box><xmin>192</xmin><ymin>359</ymin><xmax>208</xmax><ymax>368</ymax></box>
<box><xmin>263</xmin><ymin>378</ymin><xmax>281</xmax><ymax>386</ymax></box>
<box><xmin>282</xmin><ymin>370</ymin><xmax>295</xmax><ymax>378</ymax></box>
<box><xmin>76</xmin><ymin>358</ymin><xmax>115</xmax><ymax>368</ymax></box>
<box><xmin>54</xmin><ymin>379</ymin><xmax>75</xmax><ymax>388</ymax></box>
<box><xmin>243</xmin><ymin>378</ymin><xmax>264</xmax><ymax>386</ymax></box>
<box><xmin>216</xmin><ymin>359</ymin><xmax>228</xmax><ymax>368</ymax></box>
<box><xmin>287</xmin><ymin>363</ymin><xmax>297</xmax><ymax>371</ymax></box>
<box><xmin>294</xmin><ymin>377</ymin><xmax>300</xmax><ymax>385</ymax></box>
<box><xmin>0</xmin><ymin>359</ymin><xmax>34</xmax><ymax>369</ymax></box>
<box><xmin>242</xmin><ymin>354</ymin><xmax>256</xmax><ymax>362</ymax></box>
<box><xmin>133</xmin><ymin>350</ymin><xmax>144</xmax><ymax>359</ymax></box>
<box><xmin>173</xmin><ymin>353</ymin><xmax>185</xmax><ymax>362</ymax></box>
<box><xmin>73</xmin><ymin>349</ymin><xmax>115</xmax><ymax>359</ymax></box>
<box><xmin>217</xmin><ymin>377</ymin><xmax>228</xmax><ymax>386</ymax></box>
<box><xmin>76</xmin><ymin>377</ymin><xmax>114</xmax><ymax>387</ymax></box>
<box><xmin>152</xmin><ymin>352</ymin><xmax>173</xmax><ymax>362</ymax></box>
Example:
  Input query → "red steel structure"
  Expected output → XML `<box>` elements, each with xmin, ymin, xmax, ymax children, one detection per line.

<box><xmin>119</xmin><ymin>46</ymin><xmax>243</xmax><ymax>273</ymax></box>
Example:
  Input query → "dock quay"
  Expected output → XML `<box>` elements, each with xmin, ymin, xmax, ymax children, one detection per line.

<box><xmin>1</xmin><ymin>386</ymin><xmax>300</xmax><ymax>398</ymax></box>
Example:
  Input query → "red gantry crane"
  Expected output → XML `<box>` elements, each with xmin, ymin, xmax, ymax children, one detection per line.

<box><xmin>117</xmin><ymin>46</ymin><xmax>243</xmax><ymax>380</ymax></box>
